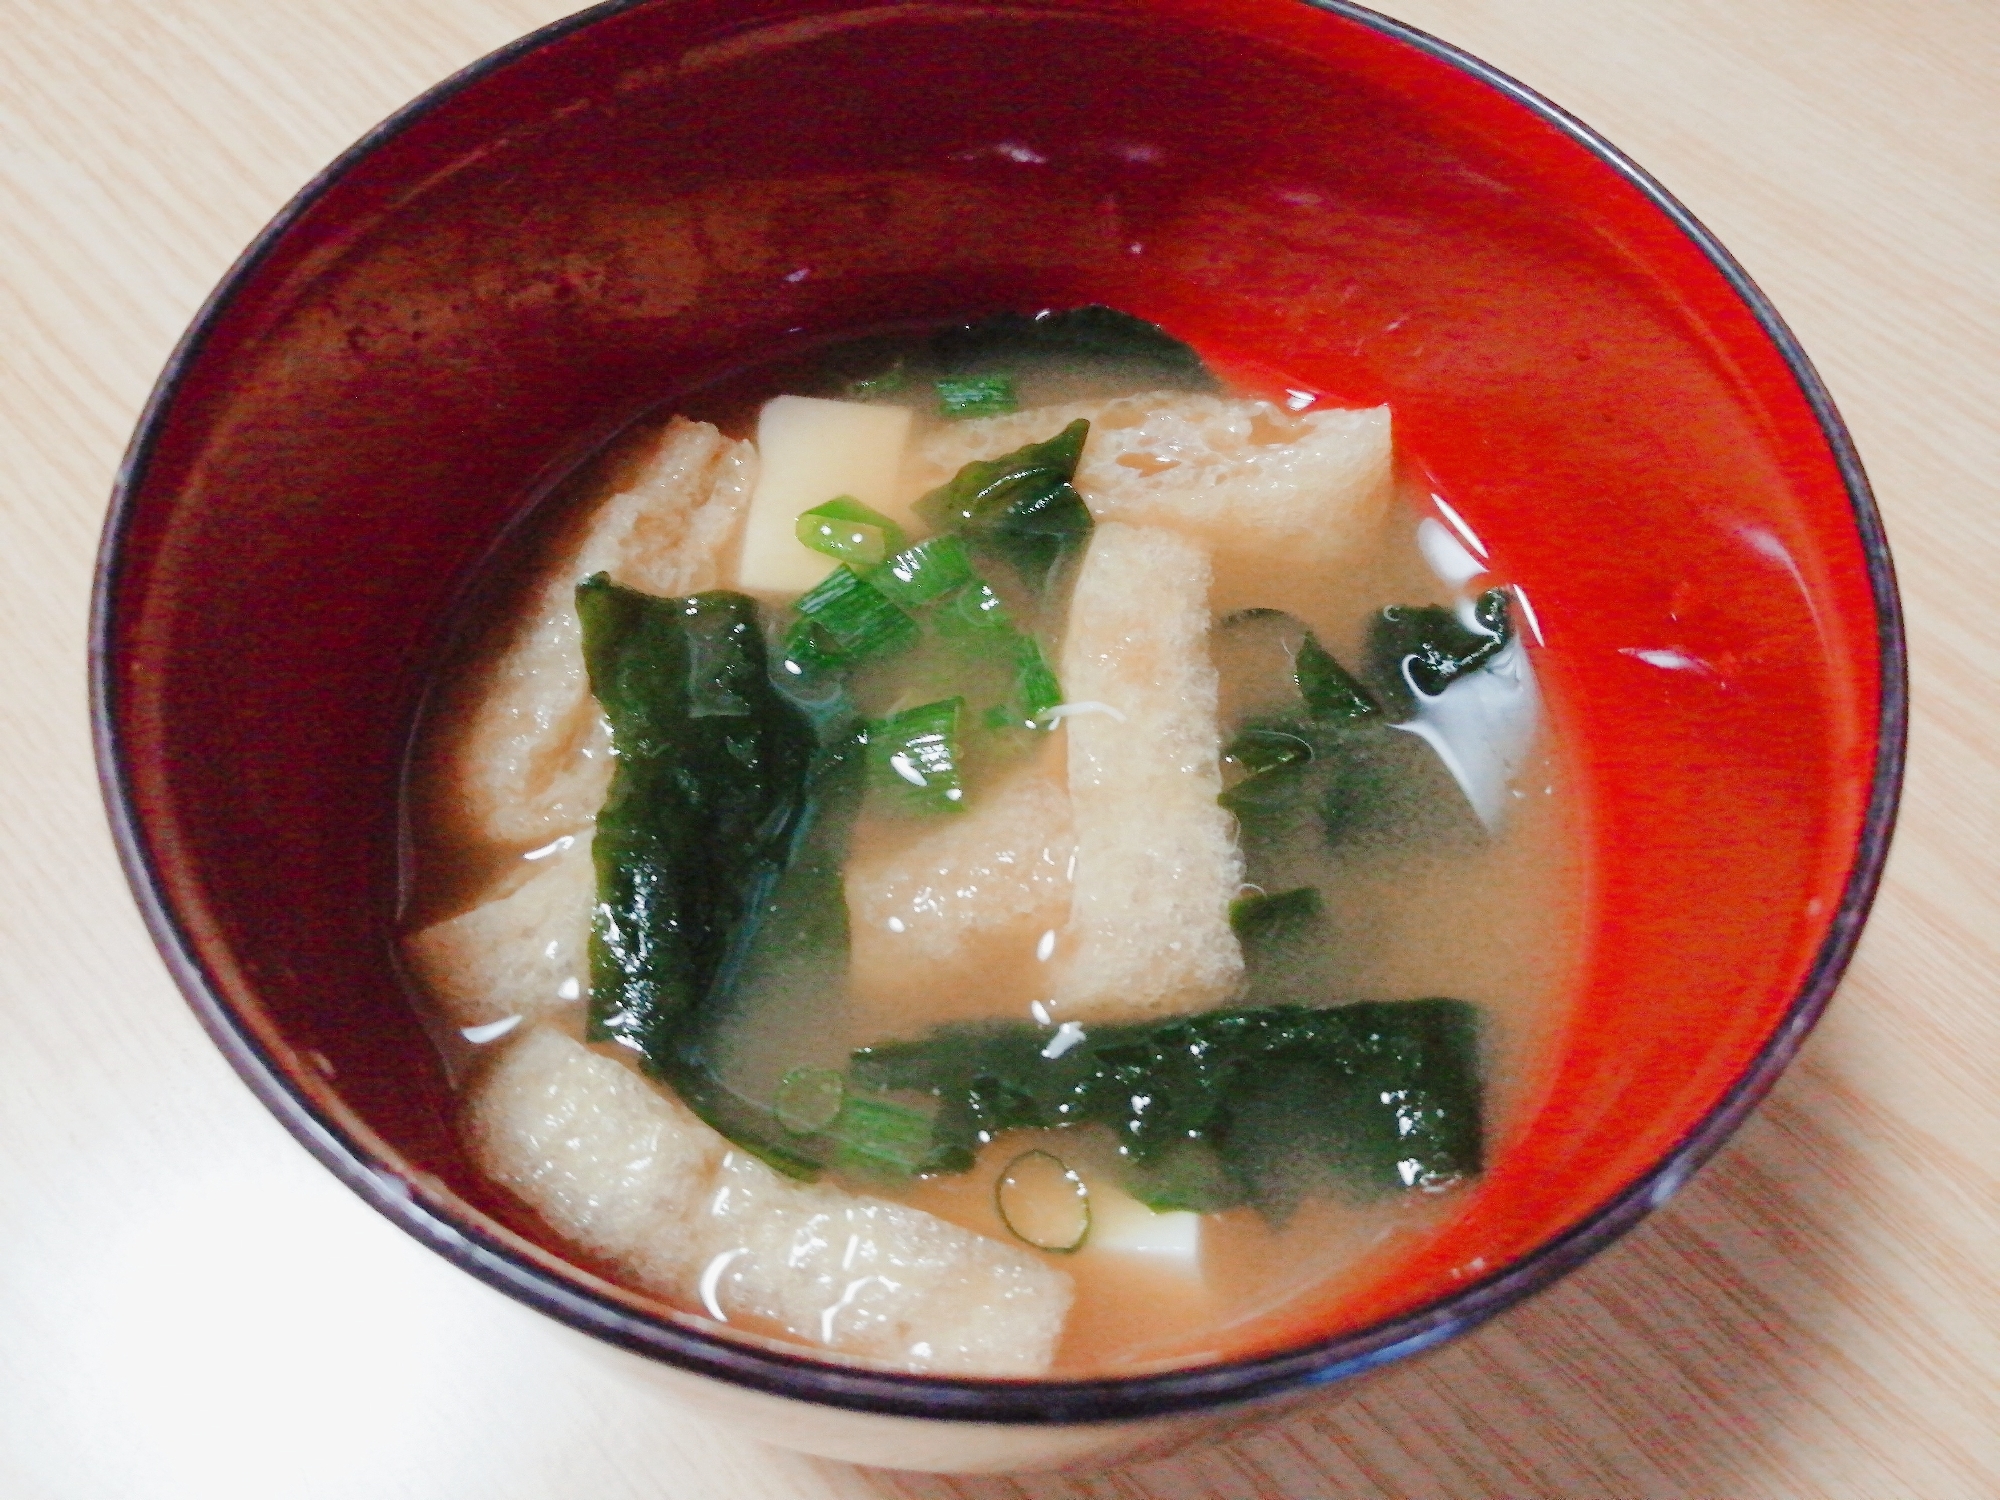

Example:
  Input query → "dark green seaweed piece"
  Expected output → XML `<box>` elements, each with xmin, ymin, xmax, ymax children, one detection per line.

<box><xmin>1218</xmin><ymin>753</ymin><xmax>1316</xmax><ymax>821</ymax></box>
<box><xmin>1229</xmin><ymin>886</ymin><xmax>1323</xmax><ymax>945</ymax></box>
<box><xmin>930</xmin><ymin>305</ymin><xmax>1218</xmax><ymax>391</ymax></box>
<box><xmin>1224</xmin><ymin>724</ymin><xmax>1316</xmax><ymax>777</ymax></box>
<box><xmin>577</xmin><ymin>612</ymin><xmax>934</xmax><ymax>1179</ymax></box>
<box><xmin>1221</xmin><ymin>712</ymin><xmax>1450</xmax><ymax>848</ymax></box>
<box><xmin>1296</xmin><ymin>632</ymin><xmax>1381</xmax><ymax>722</ymax></box>
<box><xmin>1218</xmin><ymin>609</ymin><xmax>1497</xmax><ymax>848</ymax></box>
<box><xmin>913</xmin><ymin>419</ymin><xmax>1094</xmax><ymax>589</ymax></box>
<box><xmin>577</xmin><ymin>578</ymin><xmax>817</xmax><ymax>1065</ymax></box>
<box><xmin>850</xmin><ymin>999</ymin><xmax>1483</xmax><ymax>1218</ymax></box>
<box><xmin>691</xmin><ymin>736</ymin><xmax>938</xmax><ymax>1180</ymax></box>
<box><xmin>935</xmin><ymin>373</ymin><xmax>1018</xmax><ymax>420</ymax></box>
<box><xmin>1368</xmin><ymin>588</ymin><xmax>1513</xmax><ymax>719</ymax></box>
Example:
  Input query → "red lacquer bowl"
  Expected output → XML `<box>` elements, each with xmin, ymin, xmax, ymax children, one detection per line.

<box><xmin>91</xmin><ymin>0</ymin><xmax>1904</xmax><ymax>1472</ymax></box>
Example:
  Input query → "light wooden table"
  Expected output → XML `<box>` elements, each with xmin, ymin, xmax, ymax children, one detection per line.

<box><xmin>2</xmin><ymin>2</ymin><xmax>1992</xmax><ymax>1496</ymax></box>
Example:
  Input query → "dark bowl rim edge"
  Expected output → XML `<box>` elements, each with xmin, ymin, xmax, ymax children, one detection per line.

<box><xmin>87</xmin><ymin>0</ymin><xmax>1909</xmax><ymax>1427</ymax></box>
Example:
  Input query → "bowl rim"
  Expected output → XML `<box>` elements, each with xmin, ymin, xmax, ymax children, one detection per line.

<box><xmin>90</xmin><ymin>0</ymin><xmax>1908</xmax><ymax>1425</ymax></box>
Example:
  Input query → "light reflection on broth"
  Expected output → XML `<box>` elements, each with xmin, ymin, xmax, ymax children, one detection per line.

<box><xmin>400</xmin><ymin>318</ymin><xmax>1584</xmax><ymax>1377</ymax></box>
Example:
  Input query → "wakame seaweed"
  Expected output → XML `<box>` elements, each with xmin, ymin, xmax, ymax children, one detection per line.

<box><xmin>578</xmin><ymin>577</ymin><xmax>935</xmax><ymax>1179</ymax></box>
<box><xmin>579</xmin><ymin>577</ymin><xmax>817</xmax><ymax>1060</ymax></box>
<box><xmin>929</xmin><ymin>305</ymin><xmax>1218</xmax><ymax>392</ymax></box>
<box><xmin>851</xmin><ymin>999</ymin><xmax>1484</xmax><ymax>1219</ymax></box>
<box><xmin>1220</xmin><ymin>603</ymin><xmax>1508</xmax><ymax>849</ymax></box>
<box><xmin>914</xmin><ymin>419</ymin><xmax>1094</xmax><ymax>589</ymax></box>
<box><xmin>1367</xmin><ymin>588</ymin><xmax>1513</xmax><ymax>719</ymax></box>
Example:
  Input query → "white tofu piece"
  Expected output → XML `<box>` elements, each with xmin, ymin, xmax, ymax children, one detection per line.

<box><xmin>908</xmin><ymin>392</ymin><xmax>1394</xmax><ymax>638</ymax></box>
<box><xmin>737</xmin><ymin>396</ymin><xmax>912</xmax><ymax>596</ymax></box>
<box><xmin>1051</xmin><ymin>523</ymin><xmax>1243</xmax><ymax>1021</ymax></box>
<box><xmin>402</xmin><ymin>833</ymin><xmax>594</xmax><ymax>1030</ymax></box>
<box><xmin>464</xmin><ymin>1027</ymin><xmax>1074</xmax><ymax>1376</ymax></box>
<box><xmin>446</xmin><ymin>418</ymin><xmax>755</xmax><ymax>847</ymax></box>
<box><xmin>697</xmin><ymin>1151</ymin><xmax>1073</xmax><ymax>1376</ymax></box>
<box><xmin>1087</xmin><ymin>1181</ymin><xmax>1202</xmax><ymax>1265</ymax></box>
<box><xmin>465</xmin><ymin>1025</ymin><xmax>724</xmax><ymax>1294</ymax></box>
<box><xmin>844</xmin><ymin>760</ymin><xmax>1073</xmax><ymax>1028</ymax></box>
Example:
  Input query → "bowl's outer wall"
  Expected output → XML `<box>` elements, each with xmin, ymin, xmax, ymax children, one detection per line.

<box><xmin>98</xmin><ymin>0</ymin><xmax>1895</xmax><ymax>1429</ymax></box>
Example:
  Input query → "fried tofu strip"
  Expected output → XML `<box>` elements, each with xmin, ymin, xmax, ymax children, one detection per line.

<box><xmin>1050</xmin><ymin>523</ymin><xmax>1243</xmax><ymax>1021</ymax></box>
<box><xmin>844</xmin><ymin>757</ymin><xmax>1074</xmax><ymax>1034</ymax></box>
<box><xmin>909</xmin><ymin>392</ymin><xmax>1393</xmax><ymax>639</ymax></box>
<box><xmin>402</xmin><ymin>833</ymin><xmax>593</xmax><ymax>1031</ymax></box>
<box><xmin>467</xmin><ymin>1027</ymin><xmax>1074</xmax><ymax>1376</ymax></box>
<box><xmin>447</xmin><ymin>418</ymin><xmax>755</xmax><ymax>847</ymax></box>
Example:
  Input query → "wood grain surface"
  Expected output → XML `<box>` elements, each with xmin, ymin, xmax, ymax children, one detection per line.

<box><xmin>2</xmin><ymin>2</ymin><xmax>1993</xmax><ymax>1496</ymax></box>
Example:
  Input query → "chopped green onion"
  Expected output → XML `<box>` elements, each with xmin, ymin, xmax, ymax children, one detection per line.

<box><xmin>796</xmin><ymin>496</ymin><xmax>907</xmax><ymax>569</ymax></box>
<box><xmin>914</xmin><ymin>419</ymin><xmax>1094</xmax><ymax>588</ymax></box>
<box><xmin>773</xmin><ymin>1067</ymin><xmax>846</xmax><ymax>1135</ymax></box>
<box><xmin>932</xmin><ymin>579</ymin><xmax>1014</xmax><ymax>638</ymax></box>
<box><xmin>784</xmin><ymin>566</ymin><xmax>918</xmax><ymax>677</ymax></box>
<box><xmin>1229</xmin><ymin>886</ymin><xmax>1323</xmax><ymax>944</ymax></box>
<box><xmin>867</xmin><ymin>535</ymin><xmax>977</xmax><ymax>611</ymax></box>
<box><xmin>1296</xmin><ymin>633</ymin><xmax>1380</xmax><ymax>721</ymax></box>
<box><xmin>994</xmin><ymin>1150</ymin><xmax>1090</xmax><ymax>1252</ymax></box>
<box><xmin>826</xmin><ymin>1093</ymin><xmax>938</xmax><ymax>1180</ymax></box>
<box><xmin>866</xmin><ymin>698</ymin><xmax>967</xmax><ymax>812</ymax></box>
<box><xmin>1011</xmin><ymin>635</ymin><xmax>1063</xmax><ymax>722</ymax></box>
<box><xmin>777</xmin><ymin>619</ymin><xmax>841</xmax><ymax>681</ymax></box>
<box><xmin>935</xmin><ymin>372</ymin><xmax>1018</xmax><ymax>419</ymax></box>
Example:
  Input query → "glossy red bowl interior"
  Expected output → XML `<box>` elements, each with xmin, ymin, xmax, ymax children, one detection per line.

<box><xmin>94</xmin><ymin>0</ymin><xmax>1902</xmax><ymax>1422</ymax></box>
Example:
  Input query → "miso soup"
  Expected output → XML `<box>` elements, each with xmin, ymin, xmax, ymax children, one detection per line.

<box><xmin>401</xmin><ymin>308</ymin><xmax>1582</xmax><ymax>1378</ymax></box>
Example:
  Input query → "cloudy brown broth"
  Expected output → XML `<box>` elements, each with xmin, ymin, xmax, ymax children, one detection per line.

<box><xmin>400</xmin><ymin>317</ymin><xmax>1584</xmax><ymax>1377</ymax></box>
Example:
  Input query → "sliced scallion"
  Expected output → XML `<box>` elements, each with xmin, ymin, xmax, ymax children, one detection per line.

<box><xmin>784</xmin><ymin>566</ymin><xmax>918</xmax><ymax>677</ymax></box>
<box><xmin>867</xmin><ymin>535</ymin><xmax>977</xmax><ymax>611</ymax></box>
<box><xmin>773</xmin><ymin>1067</ymin><xmax>846</xmax><ymax>1135</ymax></box>
<box><xmin>866</xmin><ymin>698</ymin><xmax>967</xmax><ymax>812</ymax></box>
<box><xmin>1010</xmin><ymin>635</ymin><xmax>1064</xmax><ymax>723</ymax></box>
<box><xmin>994</xmin><ymin>1149</ymin><xmax>1090</xmax><ymax>1253</ymax></box>
<box><xmin>796</xmin><ymin>496</ymin><xmax>907</xmax><ymax>569</ymax></box>
<box><xmin>826</xmin><ymin>1093</ymin><xmax>938</xmax><ymax>1180</ymax></box>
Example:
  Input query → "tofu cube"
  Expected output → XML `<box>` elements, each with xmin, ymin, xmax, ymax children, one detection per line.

<box><xmin>738</xmin><ymin>396</ymin><xmax>912</xmax><ymax>596</ymax></box>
